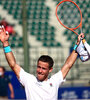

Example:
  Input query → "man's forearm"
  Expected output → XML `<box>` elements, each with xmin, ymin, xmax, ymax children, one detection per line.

<box><xmin>61</xmin><ymin>50</ymin><xmax>78</xmax><ymax>79</ymax></box>
<box><xmin>3</xmin><ymin>41</ymin><xmax>21</xmax><ymax>78</ymax></box>
<box><xmin>3</xmin><ymin>41</ymin><xmax>16</xmax><ymax>69</ymax></box>
<box><xmin>65</xmin><ymin>50</ymin><xmax>78</xmax><ymax>67</ymax></box>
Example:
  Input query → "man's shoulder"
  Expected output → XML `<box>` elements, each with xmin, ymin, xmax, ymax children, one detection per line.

<box><xmin>50</xmin><ymin>70</ymin><xmax>62</xmax><ymax>79</ymax></box>
<box><xmin>20</xmin><ymin>68</ymin><xmax>37</xmax><ymax>81</ymax></box>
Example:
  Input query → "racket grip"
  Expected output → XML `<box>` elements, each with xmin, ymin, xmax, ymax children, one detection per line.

<box><xmin>82</xmin><ymin>39</ymin><xmax>86</xmax><ymax>44</ymax></box>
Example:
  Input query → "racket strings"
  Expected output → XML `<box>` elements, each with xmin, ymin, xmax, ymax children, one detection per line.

<box><xmin>57</xmin><ymin>2</ymin><xmax>81</xmax><ymax>29</ymax></box>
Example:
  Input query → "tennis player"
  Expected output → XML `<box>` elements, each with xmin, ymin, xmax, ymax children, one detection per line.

<box><xmin>0</xmin><ymin>25</ymin><xmax>86</xmax><ymax>100</ymax></box>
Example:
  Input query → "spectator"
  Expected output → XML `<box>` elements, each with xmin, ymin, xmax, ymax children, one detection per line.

<box><xmin>0</xmin><ymin>18</ymin><xmax>15</xmax><ymax>35</ymax></box>
<box><xmin>0</xmin><ymin>66</ymin><xmax>14</xmax><ymax>100</ymax></box>
<box><xmin>5</xmin><ymin>25</ymin><xmax>15</xmax><ymax>35</ymax></box>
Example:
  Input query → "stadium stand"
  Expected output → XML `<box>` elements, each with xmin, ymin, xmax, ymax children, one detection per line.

<box><xmin>0</xmin><ymin>0</ymin><xmax>90</xmax><ymax>86</ymax></box>
<box><xmin>0</xmin><ymin>0</ymin><xmax>61</xmax><ymax>47</ymax></box>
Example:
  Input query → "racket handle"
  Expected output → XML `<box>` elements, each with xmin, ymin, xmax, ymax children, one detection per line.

<box><xmin>82</xmin><ymin>39</ymin><xmax>90</xmax><ymax>55</ymax></box>
<box><xmin>80</xmin><ymin>28</ymin><xmax>83</xmax><ymax>34</ymax></box>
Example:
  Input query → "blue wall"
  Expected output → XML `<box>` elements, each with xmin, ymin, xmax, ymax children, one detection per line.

<box><xmin>58</xmin><ymin>86</ymin><xmax>90</xmax><ymax>99</ymax></box>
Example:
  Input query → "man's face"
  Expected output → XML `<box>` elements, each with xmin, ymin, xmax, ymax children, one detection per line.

<box><xmin>36</xmin><ymin>61</ymin><xmax>53</xmax><ymax>81</ymax></box>
<box><xmin>0</xmin><ymin>68</ymin><xmax>4</xmax><ymax>76</ymax></box>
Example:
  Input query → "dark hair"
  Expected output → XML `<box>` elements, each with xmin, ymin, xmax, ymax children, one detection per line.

<box><xmin>0</xmin><ymin>66</ymin><xmax>6</xmax><ymax>72</ymax></box>
<box><xmin>38</xmin><ymin>55</ymin><xmax>54</xmax><ymax>69</ymax></box>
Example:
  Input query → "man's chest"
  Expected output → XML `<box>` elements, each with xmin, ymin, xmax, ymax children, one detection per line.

<box><xmin>27</xmin><ymin>80</ymin><xmax>57</xmax><ymax>97</ymax></box>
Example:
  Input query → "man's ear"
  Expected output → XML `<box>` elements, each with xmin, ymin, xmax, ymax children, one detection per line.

<box><xmin>49</xmin><ymin>67</ymin><xmax>53</xmax><ymax>73</ymax></box>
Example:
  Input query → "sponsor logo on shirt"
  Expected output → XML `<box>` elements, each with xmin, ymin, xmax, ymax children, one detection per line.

<box><xmin>50</xmin><ymin>83</ymin><xmax>53</xmax><ymax>87</ymax></box>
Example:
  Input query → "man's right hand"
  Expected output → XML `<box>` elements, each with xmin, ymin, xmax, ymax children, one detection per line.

<box><xmin>0</xmin><ymin>25</ymin><xmax>9</xmax><ymax>43</ymax></box>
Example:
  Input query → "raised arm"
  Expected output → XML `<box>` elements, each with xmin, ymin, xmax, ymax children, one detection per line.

<box><xmin>61</xmin><ymin>33</ymin><xmax>84</xmax><ymax>79</ymax></box>
<box><xmin>0</xmin><ymin>26</ymin><xmax>21</xmax><ymax>78</ymax></box>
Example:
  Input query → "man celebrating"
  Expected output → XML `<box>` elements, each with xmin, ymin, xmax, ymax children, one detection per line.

<box><xmin>0</xmin><ymin>25</ymin><xmax>89</xmax><ymax>100</ymax></box>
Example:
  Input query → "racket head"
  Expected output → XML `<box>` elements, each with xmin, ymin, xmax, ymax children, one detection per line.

<box><xmin>56</xmin><ymin>0</ymin><xmax>82</xmax><ymax>35</ymax></box>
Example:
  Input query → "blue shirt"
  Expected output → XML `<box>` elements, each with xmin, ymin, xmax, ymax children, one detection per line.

<box><xmin>0</xmin><ymin>75</ymin><xmax>10</xmax><ymax>97</ymax></box>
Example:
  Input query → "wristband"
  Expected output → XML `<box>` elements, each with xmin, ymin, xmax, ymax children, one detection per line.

<box><xmin>73</xmin><ymin>44</ymin><xmax>78</xmax><ymax>51</ymax></box>
<box><xmin>4</xmin><ymin>46</ymin><xmax>12</xmax><ymax>53</ymax></box>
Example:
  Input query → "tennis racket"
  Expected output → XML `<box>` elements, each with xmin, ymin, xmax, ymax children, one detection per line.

<box><xmin>56</xmin><ymin>0</ymin><xmax>82</xmax><ymax>36</ymax></box>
